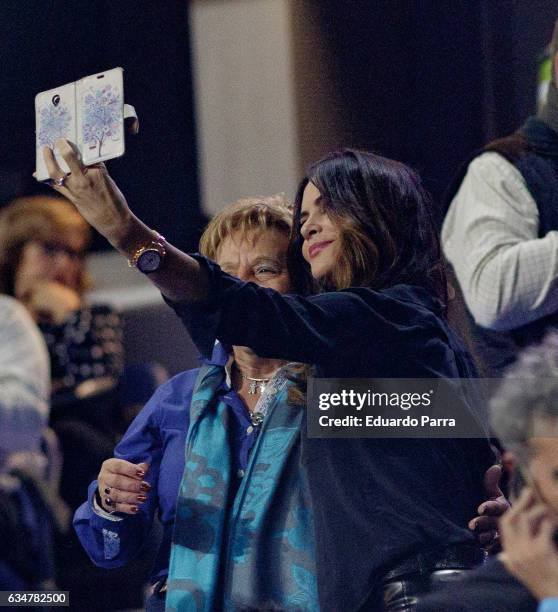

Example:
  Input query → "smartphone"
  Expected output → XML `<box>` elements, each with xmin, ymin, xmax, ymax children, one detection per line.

<box><xmin>35</xmin><ymin>81</ymin><xmax>77</xmax><ymax>180</ymax></box>
<box><xmin>35</xmin><ymin>67</ymin><xmax>125</xmax><ymax>181</ymax></box>
<box><xmin>77</xmin><ymin>68</ymin><xmax>124</xmax><ymax>165</ymax></box>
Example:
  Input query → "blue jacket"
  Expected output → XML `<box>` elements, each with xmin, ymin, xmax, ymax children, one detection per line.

<box><xmin>73</xmin><ymin>344</ymin><xmax>258</xmax><ymax>584</ymax></box>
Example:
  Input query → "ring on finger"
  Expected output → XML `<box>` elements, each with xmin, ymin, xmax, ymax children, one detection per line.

<box><xmin>53</xmin><ymin>172</ymin><xmax>71</xmax><ymax>187</ymax></box>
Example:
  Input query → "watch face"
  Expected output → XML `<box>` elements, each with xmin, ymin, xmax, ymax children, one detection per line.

<box><xmin>137</xmin><ymin>248</ymin><xmax>162</xmax><ymax>273</ymax></box>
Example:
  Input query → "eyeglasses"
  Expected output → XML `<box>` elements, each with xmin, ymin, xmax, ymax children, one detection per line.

<box><xmin>36</xmin><ymin>240</ymin><xmax>86</xmax><ymax>261</ymax></box>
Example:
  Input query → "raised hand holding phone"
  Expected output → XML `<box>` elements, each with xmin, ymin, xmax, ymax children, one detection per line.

<box><xmin>41</xmin><ymin>140</ymin><xmax>138</xmax><ymax>249</ymax></box>
<box><xmin>35</xmin><ymin>68</ymin><xmax>125</xmax><ymax>181</ymax></box>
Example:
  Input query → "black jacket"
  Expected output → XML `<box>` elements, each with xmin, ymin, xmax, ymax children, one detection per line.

<box><xmin>417</xmin><ymin>558</ymin><xmax>537</xmax><ymax>612</ymax></box>
<box><xmin>170</xmin><ymin>258</ymin><xmax>495</xmax><ymax>611</ymax></box>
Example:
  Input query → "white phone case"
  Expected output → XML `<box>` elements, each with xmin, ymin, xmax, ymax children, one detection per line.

<box><xmin>78</xmin><ymin>68</ymin><xmax>125</xmax><ymax>165</ymax></box>
<box><xmin>35</xmin><ymin>81</ymin><xmax>77</xmax><ymax>180</ymax></box>
<box><xmin>35</xmin><ymin>67</ymin><xmax>125</xmax><ymax>181</ymax></box>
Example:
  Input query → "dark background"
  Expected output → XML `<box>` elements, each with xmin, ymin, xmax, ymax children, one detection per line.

<box><xmin>313</xmin><ymin>0</ymin><xmax>556</xmax><ymax>205</ymax></box>
<box><xmin>0</xmin><ymin>1</ymin><xmax>556</xmax><ymax>250</ymax></box>
<box><xmin>0</xmin><ymin>0</ymin><xmax>204</xmax><ymax>251</ymax></box>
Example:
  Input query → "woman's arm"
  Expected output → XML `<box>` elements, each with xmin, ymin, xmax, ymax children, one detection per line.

<box><xmin>43</xmin><ymin>141</ymin><xmax>208</xmax><ymax>304</ymax></box>
<box><xmin>43</xmin><ymin>141</ymin><xmax>437</xmax><ymax>368</ymax></box>
<box><xmin>170</xmin><ymin>256</ymin><xmax>432</xmax><ymax>366</ymax></box>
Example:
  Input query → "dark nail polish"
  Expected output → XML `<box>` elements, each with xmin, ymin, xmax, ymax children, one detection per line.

<box><xmin>137</xmin><ymin>495</ymin><xmax>147</xmax><ymax>502</ymax></box>
<box><xmin>139</xmin><ymin>482</ymin><xmax>151</xmax><ymax>492</ymax></box>
<box><xmin>104</xmin><ymin>497</ymin><xmax>113</xmax><ymax>507</ymax></box>
<box><xmin>130</xmin><ymin>506</ymin><xmax>139</xmax><ymax>513</ymax></box>
<box><xmin>136</xmin><ymin>469</ymin><xmax>146</xmax><ymax>478</ymax></box>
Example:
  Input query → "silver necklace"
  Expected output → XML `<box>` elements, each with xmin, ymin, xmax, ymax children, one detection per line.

<box><xmin>243</xmin><ymin>374</ymin><xmax>270</xmax><ymax>426</ymax></box>
<box><xmin>234</xmin><ymin>364</ymin><xmax>282</xmax><ymax>426</ymax></box>
<box><xmin>240</xmin><ymin>372</ymin><xmax>271</xmax><ymax>395</ymax></box>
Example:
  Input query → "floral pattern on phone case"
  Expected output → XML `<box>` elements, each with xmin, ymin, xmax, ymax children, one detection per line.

<box><xmin>82</xmin><ymin>84</ymin><xmax>123</xmax><ymax>159</ymax></box>
<box><xmin>37</xmin><ymin>101</ymin><xmax>72</xmax><ymax>149</ymax></box>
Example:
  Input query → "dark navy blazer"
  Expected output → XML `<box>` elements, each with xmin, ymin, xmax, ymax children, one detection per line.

<box><xmin>169</xmin><ymin>255</ymin><xmax>495</xmax><ymax>612</ymax></box>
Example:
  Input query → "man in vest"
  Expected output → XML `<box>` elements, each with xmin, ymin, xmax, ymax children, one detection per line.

<box><xmin>442</xmin><ymin>20</ymin><xmax>558</xmax><ymax>377</ymax></box>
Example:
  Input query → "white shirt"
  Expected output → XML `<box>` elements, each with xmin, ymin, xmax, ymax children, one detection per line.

<box><xmin>0</xmin><ymin>296</ymin><xmax>50</xmax><ymax>455</ymax></box>
<box><xmin>442</xmin><ymin>152</ymin><xmax>558</xmax><ymax>331</ymax></box>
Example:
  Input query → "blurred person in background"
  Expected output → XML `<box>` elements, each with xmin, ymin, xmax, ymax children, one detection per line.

<box><xmin>0</xmin><ymin>295</ymin><xmax>64</xmax><ymax>592</ymax></box>
<box><xmin>0</xmin><ymin>194</ymin><xmax>125</xmax><ymax>509</ymax></box>
<box><xmin>0</xmin><ymin>194</ymin><xmax>159</xmax><ymax>609</ymax></box>
<box><xmin>0</xmin><ymin>294</ymin><xmax>49</xmax><ymax>463</ymax></box>
<box><xmin>419</xmin><ymin>331</ymin><xmax>558</xmax><ymax>612</ymax></box>
<box><xmin>495</xmin><ymin>332</ymin><xmax>558</xmax><ymax>612</ymax></box>
<box><xmin>442</xmin><ymin>19</ymin><xmax>558</xmax><ymax>377</ymax></box>
<box><xmin>0</xmin><ymin>195</ymin><xmax>124</xmax><ymax>411</ymax></box>
<box><xmin>498</xmin><ymin>488</ymin><xmax>558</xmax><ymax>612</ymax></box>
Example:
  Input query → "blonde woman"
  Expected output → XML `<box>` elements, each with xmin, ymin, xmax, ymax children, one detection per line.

<box><xmin>73</xmin><ymin>196</ymin><xmax>317</xmax><ymax>612</ymax></box>
<box><xmin>0</xmin><ymin>196</ymin><xmax>123</xmax><ymax>402</ymax></box>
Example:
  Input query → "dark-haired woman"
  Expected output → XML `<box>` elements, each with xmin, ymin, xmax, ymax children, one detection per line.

<box><xmin>43</xmin><ymin>142</ymin><xmax>495</xmax><ymax>611</ymax></box>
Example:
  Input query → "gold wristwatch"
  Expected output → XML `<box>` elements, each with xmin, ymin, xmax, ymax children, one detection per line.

<box><xmin>128</xmin><ymin>232</ymin><xmax>166</xmax><ymax>273</ymax></box>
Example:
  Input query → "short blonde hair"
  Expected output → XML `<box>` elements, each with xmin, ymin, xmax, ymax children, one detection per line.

<box><xmin>0</xmin><ymin>195</ymin><xmax>91</xmax><ymax>295</ymax></box>
<box><xmin>199</xmin><ymin>195</ymin><xmax>310</xmax><ymax>406</ymax></box>
<box><xmin>199</xmin><ymin>195</ymin><xmax>293</xmax><ymax>260</ymax></box>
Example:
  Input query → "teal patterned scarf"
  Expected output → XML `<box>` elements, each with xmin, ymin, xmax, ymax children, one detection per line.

<box><xmin>166</xmin><ymin>361</ymin><xmax>317</xmax><ymax>611</ymax></box>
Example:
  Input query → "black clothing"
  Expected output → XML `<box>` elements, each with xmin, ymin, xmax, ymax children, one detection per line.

<box><xmin>169</xmin><ymin>256</ymin><xmax>494</xmax><ymax>611</ymax></box>
<box><xmin>40</xmin><ymin>304</ymin><xmax>124</xmax><ymax>397</ymax></box>
<box><xmin>416</xmin><ymin>558</ymin><xmax>537</xmax><ymax>612</ymax></box>
<box><xmin>373</xmin><ymin>568</ymin><xmax>476</xmax><ymax>611</ymax></box>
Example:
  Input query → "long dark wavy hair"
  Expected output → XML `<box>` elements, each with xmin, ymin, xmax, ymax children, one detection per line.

<box><xmin>288</xmin><ymin>149</ymin><xmax>447</xmax><ymax>304</ymax></box>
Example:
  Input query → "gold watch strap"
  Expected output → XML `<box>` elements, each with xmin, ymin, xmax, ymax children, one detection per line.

<box><xmin>128</xmin><ymin>232</ymin><xmax>166</xmax><ymax>268</ymax></box>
